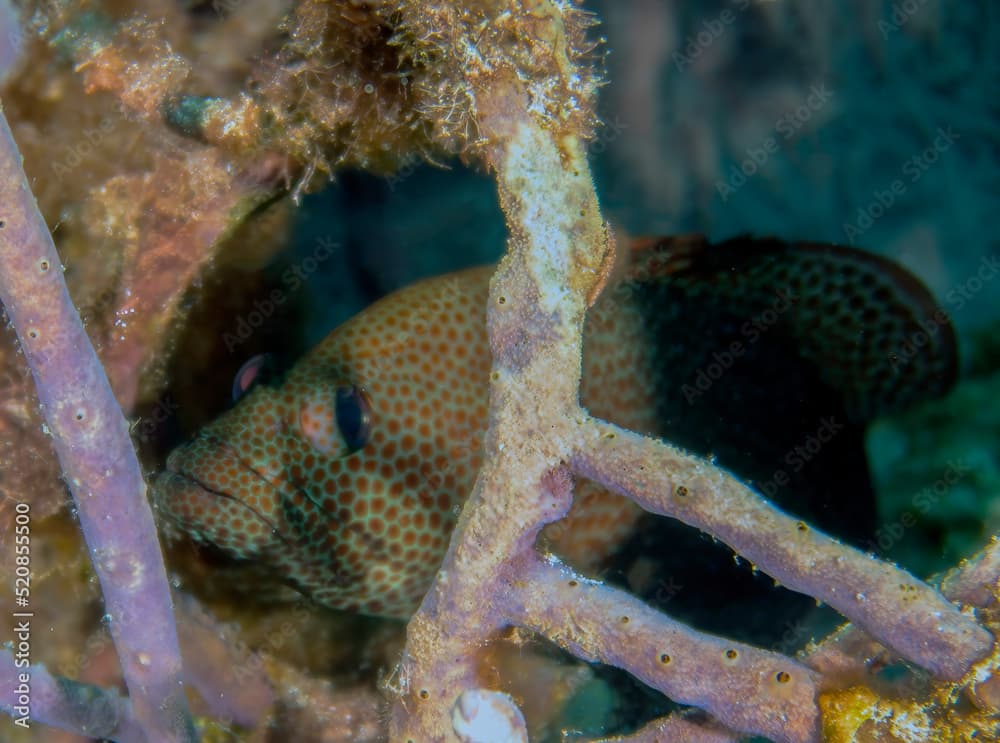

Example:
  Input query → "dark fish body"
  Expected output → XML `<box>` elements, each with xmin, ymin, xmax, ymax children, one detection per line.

<box><xmin>596</xmin><ymin>236</ymin><xmax>956</xmax><ymax>644</ymax></box>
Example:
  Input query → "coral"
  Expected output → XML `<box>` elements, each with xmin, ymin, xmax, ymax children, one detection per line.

<box><xmin>0</xmin><ymin>103</ymin><xmax>194</xmax><ymax>739</ymax></box>
<box><xmin>809</xmin><ymin>542</ymin><xmax>1000</xmax><ymax>743</ymax></box>
<box><xmin>0</xmin><ymin>1</ymin><xmax>996</xmax><ymax>742</ymax></box>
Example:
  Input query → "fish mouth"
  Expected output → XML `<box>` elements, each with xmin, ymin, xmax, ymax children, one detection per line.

<box><xmin>153</xmin><ymin>436</ymin><xmax>358</xmax><ymax>602</ymax></box>
<box><xmin>154</xmin><ymin>431</ymin><xmax>337</xmax><ymax>554</ymax></box>
<box><xmin>152</xmin><ymin>435</ymin><xmax>290</xmax><ymax>548</ymax></box>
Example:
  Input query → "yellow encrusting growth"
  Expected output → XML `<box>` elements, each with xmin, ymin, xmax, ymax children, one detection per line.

<box><xmin>820</xmin><ymin>597</ymin><xmax>1000</xmax><ymax>743</ymax></box>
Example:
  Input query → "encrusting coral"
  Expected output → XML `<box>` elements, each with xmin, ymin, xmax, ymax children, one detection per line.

<box><xmin>0</xmin><ymin>1</ymin><xmax>997</xmax><ymax>742</ymax></box>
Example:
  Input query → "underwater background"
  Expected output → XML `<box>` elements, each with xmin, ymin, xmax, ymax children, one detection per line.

<box><xmin>0</xmin><ymin>0</ymin><xmax>996</xmax><ymax>740</ymax></box>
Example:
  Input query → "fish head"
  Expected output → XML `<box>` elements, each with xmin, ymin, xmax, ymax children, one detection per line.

<box><xmin>152</xmin><ymin>269</ymin><xmax>493</xmax><ymax>617</ymax></box>
<box><xmin>155</xmin><ymin>381</ymin><xmax>301</xmax><ymax>562</ymax></box>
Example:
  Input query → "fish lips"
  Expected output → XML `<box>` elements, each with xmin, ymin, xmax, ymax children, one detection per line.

<box><xmin>153</xmin><ymin>440</ymin><xmax>275</xmax><ymax>542</ymax></box>
<box><xmin>154</xmin><ymin>435</ymin><xmax>310</xmax><ymax>554</ymax></box>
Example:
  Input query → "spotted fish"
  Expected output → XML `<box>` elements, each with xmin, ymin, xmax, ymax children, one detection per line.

<box><xmin>152</xmin><ymin>236</ymin><xmax>956</xmax><ymax>618</ymax></box>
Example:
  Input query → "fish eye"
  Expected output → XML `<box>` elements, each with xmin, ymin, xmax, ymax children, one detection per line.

<box><xmin>335</xmin><ymin>385</ymin><xmax>373</xmax><ymax>452</ymax></box>
<box><xmin>231</xmin><ymin>354</ymin><xmax>277</xmax><ymax>403</ymax></box>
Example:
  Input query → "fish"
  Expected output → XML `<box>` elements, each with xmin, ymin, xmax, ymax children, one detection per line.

<box><xmin>152</xmin><ymin>235</ymin><xmax>957</xmax><ymax>619</ymax></box>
